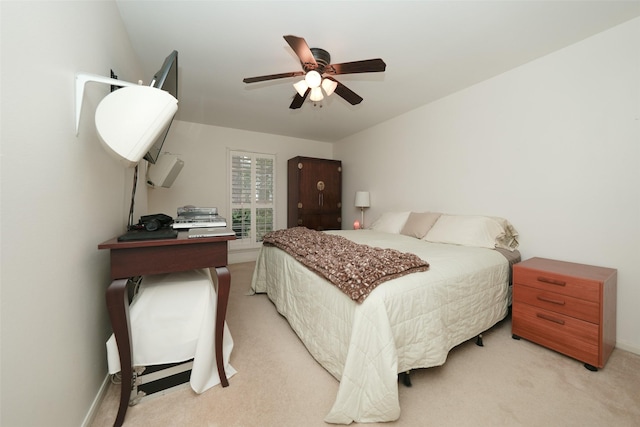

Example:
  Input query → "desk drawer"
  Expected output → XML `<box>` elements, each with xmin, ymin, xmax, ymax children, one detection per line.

<box><xmin>513</xmin><ymin>284</ymin><xmax>599</xmax><ymax>323</ymax></box>
<box><xmin>512</xmin><ymin>302</ymin><xmax>599</xmax><ymax>366</ymax></box>
<box><xmin>513</xmin><ymin>266</ymin><xmax>600</xmax><ymax>302</ymax></box>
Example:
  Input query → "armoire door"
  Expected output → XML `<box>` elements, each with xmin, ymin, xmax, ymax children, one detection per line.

<box><xmin>288</xmin><ymin>156</ymin><xmax>342</xmax><ymax>230</ymax></box>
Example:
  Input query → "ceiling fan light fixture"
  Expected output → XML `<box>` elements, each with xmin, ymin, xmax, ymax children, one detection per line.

<box><xmin>243</xmin><ymin>35</ymin><xmax>386</xmax><ymax>109</ymax></box>
<box><xmin>293</xmin><ymin>79</ymin><xmax>309</xmax><ymax>97</ymax></box>
<box><xmin>321</xmin><ymin>78</ymin><xmax>338</xmax><ymax>96</ymax></box>
<box><xmin>310</xmin><ymin>86</ymin><xmax>324</xmax><ymax>102</ymax></box>
<box><xmin>305</xmin><ymin>70</ymin><xmax>322</xmax><ymax>88</ymax></box>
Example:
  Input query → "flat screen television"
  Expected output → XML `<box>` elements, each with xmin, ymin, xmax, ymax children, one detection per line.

<box><xmin>143</xmin><ymin>50</ymin><xmax>178</xmax><ymax>164</ymax></box>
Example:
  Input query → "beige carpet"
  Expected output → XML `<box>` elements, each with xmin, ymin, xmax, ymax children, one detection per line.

<box><xmin>90</xmin><ymin>262</ymin><xmax>640</xmax><ymax>427</ymax></box>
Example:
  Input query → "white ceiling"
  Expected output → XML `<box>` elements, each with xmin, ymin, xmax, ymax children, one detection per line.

<box><xmin>115</xmin><ymin>1</ymin><xmax>640</xmax><ymax>143</ymax></box>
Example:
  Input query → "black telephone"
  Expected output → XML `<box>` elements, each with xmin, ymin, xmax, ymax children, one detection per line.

<box><xmin>136</xmin><ymin>213</ymin><xmax>173</xmax><ymax>231</ymax></box>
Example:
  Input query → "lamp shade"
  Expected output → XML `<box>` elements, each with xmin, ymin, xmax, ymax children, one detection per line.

<box><xmin>310</xmin><ymin>86</ymin><xmax>324</xmax><ymax>102</ymax></box>
<box><xmin>293</xmin><ymin>79</ymin><xmax>308</xmax><ymax>97</ymax></box>
<box><xmin>305</xmin><ymin>70</ymin><xmax>322</xmax><ymax>88</ymax></box>
<box><xmin>355</xmin><ymin>191</ymin><xmax>370</xmax><ymax>208</ymax></box>
<box><xmin>322</xmin><ymin>78</ymin><xmax>338</xmax><ymax>96</ymax></box>
<box><xmin>95</xmin><ymin>85</ymin><xmax>177</xmax><ymax>167</ymax></box>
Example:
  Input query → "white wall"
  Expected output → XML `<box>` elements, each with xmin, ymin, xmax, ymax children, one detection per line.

<box><xmin>335</xmin><ymin>18</ymin><xmax>640</xmax><ymax>353</ymax></box>
<box><xmin>147</xmin><ymin>120</ymin><xmax>334</xmax><ymax>262</ymax></box>
<box><xmin>1</xmin><ymin>2</ymin><xmax>148</xmax><ymax>425</ymax></box>
<box><xmin>1</xmin><ymin>3</ymin><xmax>637</xmax><ymax>425</ymax></box>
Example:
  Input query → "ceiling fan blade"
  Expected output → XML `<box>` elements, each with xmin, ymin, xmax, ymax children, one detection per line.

<box><xmin>243</xmin><ymin>71</ymin><xmax>305</xmax><ymax>84</ymax></box>
<box><xmin>326</xmin><ymin>58</ymin><xmax>386</xmax><ymax>75</ymax></box>
<box><xmin>283</xmin><ymin>35</ymin><xmax>317</xmax><ymax>69</ymax></box>
<box><xmin>289</xmin><ymin>88</ymin><xmax>310</xmax><ymax>109</ymax></box>
<box><xmin>327</xmin><ymin>77</ymin><xmax>363</xmax><ymax>105</ymax></box>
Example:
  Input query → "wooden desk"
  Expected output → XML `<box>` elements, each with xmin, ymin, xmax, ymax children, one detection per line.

<box><xmin>98</xmin><ymin>232</ymin><xmax>235</xmax><ymax>427</ymax></box>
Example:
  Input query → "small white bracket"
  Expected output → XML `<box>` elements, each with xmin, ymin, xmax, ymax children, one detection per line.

<box><xmin>75</xmin><ymin>73</ymin><xmax>140</xmax><ymax>135</ymax></box>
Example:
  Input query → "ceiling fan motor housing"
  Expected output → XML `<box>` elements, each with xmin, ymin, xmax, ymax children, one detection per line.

<box><xmin>307</xmin><ymin>48</ymin><xmax>331</xmax><ymax>73</ymax></box>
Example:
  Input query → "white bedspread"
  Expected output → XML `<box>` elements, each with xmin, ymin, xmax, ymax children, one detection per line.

<box><xmin>106</xmin><ymin>268</ymin><xmax>236</xmax><ymax>394</ymax></box>
<box><xmin>250</xmin><ymin>230</ymin><xmax>509</xmax><ymax>424</ymax></box>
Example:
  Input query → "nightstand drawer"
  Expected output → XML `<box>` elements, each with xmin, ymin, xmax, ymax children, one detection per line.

<box><xmin>512</xmin><ymin>302</ymin><xmax>599</xmax><ymax>366</ymax></box>
<box><xmin>514</xmin><ymin>284</ymin><xmax>599</xmax><ymax>323</ymax></box>
<box><xmin>513</xmin><ymin>265</ymin><xmax>600</xmax><ymax>302</ymax></box>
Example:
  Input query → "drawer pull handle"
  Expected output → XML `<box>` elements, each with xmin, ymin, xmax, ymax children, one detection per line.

<box><xmin>536</xmin><ymin>313</ymin><xmax>565</xmax><ymax>325</ymax></box>
<box><xmin>537</xmin><ymin>295</ymin><xmax>566</xmax><ymax>305</ymax></box>
<box><xmin>537</xmin><ymin>276</ymin><xmax>566</xmax><ymax>286</ymax></box>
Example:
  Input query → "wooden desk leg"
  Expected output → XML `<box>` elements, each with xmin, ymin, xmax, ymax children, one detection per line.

<box><xmin>105</xmin><ymin>279</ymin><xmax>133</xmax><ymax>427</ymax></box>
<box><xmin>214</xmin><ymin>267</ymin><xmax>230</xmax><ymax>387</ymax></box>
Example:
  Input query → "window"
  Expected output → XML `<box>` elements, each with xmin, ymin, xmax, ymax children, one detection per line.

<box><xmin>229</xmin><ymin>150</ymin><xmax>275</xmax><ymax>249</ymax></box>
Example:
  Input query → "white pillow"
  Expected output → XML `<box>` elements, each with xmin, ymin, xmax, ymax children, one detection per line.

<box><xmin>368</xmin><ymin>211</ymin><xmax>411</xmax><ymax>234</ymax></box>
<box><xmin>424</xmin><ymin>215</ymin><xmax>505</xmax><ymax>249</ymax></box>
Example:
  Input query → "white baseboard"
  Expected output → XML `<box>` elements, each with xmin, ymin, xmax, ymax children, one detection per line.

<box><xmin>616</xmin><ymin>340</ymin><xmax>640</xmax><ymax>356</ymax></box>
<box><xmin>81</xmin><ymin>374</ymin><xmax>111</xmax><ymax>427</ymax></box>
<box><xmin>229</xmin><ymin>249</ymin><xmax>259</xmax><ymax>264</ymax></box>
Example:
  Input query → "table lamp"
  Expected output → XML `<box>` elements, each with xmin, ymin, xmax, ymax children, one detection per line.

<box><xmin>354</xmin><ymin>191</ymin><xmax>370</xmax><ymax>229</ymax></box>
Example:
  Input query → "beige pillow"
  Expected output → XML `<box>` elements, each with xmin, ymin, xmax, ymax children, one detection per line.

<box><xmin>368</xmin><ymin>211</ymin><xmax>411</xmax><ymax>234</ymax></box>
<box><xmin>400</xmin><ymin>212</ymin><xmax>442</xmax><ymax>239</ymax></box>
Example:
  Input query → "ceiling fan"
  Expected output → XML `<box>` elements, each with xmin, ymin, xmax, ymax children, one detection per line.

<box><xmin>243</xmin><ymin>35</ymin><xmax>386</xmax><ymax>109</ymax></box>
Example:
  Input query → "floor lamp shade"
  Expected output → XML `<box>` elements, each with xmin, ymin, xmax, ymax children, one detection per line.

<box><xmin>95</xmin><ymin>86</ymin><xmax>177</xmax><ymax>167</ymax></box>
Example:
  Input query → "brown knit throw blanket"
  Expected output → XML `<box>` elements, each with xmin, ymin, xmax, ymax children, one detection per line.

<box><xmin>262</xmin><ymin>227</ymin><xmax>429</xmax><ymax>303</ymax></box>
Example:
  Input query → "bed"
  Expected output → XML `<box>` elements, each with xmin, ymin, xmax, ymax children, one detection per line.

<box><xmin>250</xmin><ymin>212</ymin><xmax>520</xmax><ymax>424</ymax></box>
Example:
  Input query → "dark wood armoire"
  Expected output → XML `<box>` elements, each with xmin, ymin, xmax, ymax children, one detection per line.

<box><xmin>287</xmin><ymin>156</ymin><xmax>342</xmax><ymax>230</ymax></box>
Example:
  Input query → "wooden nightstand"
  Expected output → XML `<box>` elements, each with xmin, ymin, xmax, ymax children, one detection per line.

<box><xmin>512</xmin><ymin>257</ymin><xmax>617</xmax><ymax>371</ymax></box>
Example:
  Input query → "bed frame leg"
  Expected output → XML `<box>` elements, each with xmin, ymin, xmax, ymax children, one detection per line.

<box><xmin>398</xmin><ymin>371</ymin><xmax>412</xmax><ymax>387</ymax></box>
<box><xmin>476</xmin><ymin>334</ymin><xmax>484</xmax><ymax>347</ymax></box>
